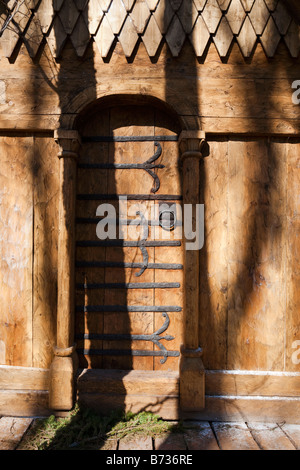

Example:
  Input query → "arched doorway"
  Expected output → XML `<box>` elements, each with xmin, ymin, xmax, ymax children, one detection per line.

<box><xmin>75</xmin><ymin>99</ymin><xmax>184</xmax><ymax>374</ymax></box>
<box><xmin>50</xmin><ymin>95</ymin><xmax>205</xmax><ymax>415</ymax></box>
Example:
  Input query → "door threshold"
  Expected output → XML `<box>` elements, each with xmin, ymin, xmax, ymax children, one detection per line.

<box><xmin>76</xmin><ymin>369</ymin><xmax>180</xmax><ymax>420</ymax></box>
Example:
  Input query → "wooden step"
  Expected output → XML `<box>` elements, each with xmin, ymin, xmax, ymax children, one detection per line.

<box><xmin>76</xmin><ymin>369</ymin><xmax>180</xmax><ymax>420</ymax></box>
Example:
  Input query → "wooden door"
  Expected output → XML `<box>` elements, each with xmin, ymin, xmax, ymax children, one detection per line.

<box><xmin>75</xmin><ymin>104</ymin><xmax>183</xmax><ymax>372</ymax></box>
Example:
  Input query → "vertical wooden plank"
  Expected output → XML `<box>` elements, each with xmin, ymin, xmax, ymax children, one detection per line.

<box><xmin>103</xmin><ymin>248</ymin><xmax>155</xmax><ymax>370</ymax></box>
<box><xmin>0</xmin><ymin>137</ymin><xmax>33</xmax><ymax>367</ymax></box>
<box><xmin>154</xmin><ymin>110</ymin><xmax>181</xmax><ymax>196</ymax></box>
<box><xmin>178</xmin><ymin>130</ymin><xmax>206</xmax><ymax>411</ymax></box>
<box><xmin>154</xmin><ymin>246</ymin><xmax>183</xmax><ymax>372</ymax></box>
<box><xmin>104</xmin><ymin>105</ymin><xmax>155</xmax><ymax>370</ymax></box>
<box><xmin>199</xmin><ymin>138</ymin><xmax>228</xmax><ymax>370</ymax></box>
<box><xmin>75</xmin><ymin>105</ymin><xmax>184</xmax><ymax>372</ymax></box>
<box><xmin>154</xmin><ymin>111</ymin><xmax>182</xmax><ymax>371</ymax></box>
<box><xmin>76</xmin><ymin>108</ymin><xmax>110</xmax><ymax>369</ymax></box>
<box><xmin>227</xmin><ymin>138</ymin><xmax>286</xmax><ymax>370</ymax></box>
<box><xmin>108</xmin><ymin>105</ymin><xmax>155</xmax><ymax>195</ymax></box>
<box><xmin>49</xmin><ymin>130</ymin><xmax>81</xmax><ymax>411</ymax></box>
<box><xmin>55</xmin><ymin>137</ymin><xmax>79</xmax><ymax>350</ymax></box>
<box><xmin>286</xmin><ymin>140</ymin><xmax>300</xmax><ymax>372</ymax></box>
<box><xmin>32</xmin><ymin>137</ymin><xmax>60</xmax><ymax>369</ymax></box>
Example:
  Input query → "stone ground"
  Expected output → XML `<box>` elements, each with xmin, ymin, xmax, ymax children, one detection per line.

<box><xmin>1</xmin><ymin>417</ymin><xmax>300</xmax><ymax>450</ymax></box>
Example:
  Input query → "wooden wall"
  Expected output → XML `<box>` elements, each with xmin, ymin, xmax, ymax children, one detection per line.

<box><xmin>0</xmin><ymin>39</ymin><xmax>298</xmax><ymax>136</ymax></box>
<box><xmin>199</xmin><ymin>136</ymin><xmax>300</xmax><ymax>373</ymax></box>
<box><xmin>1</xmin><ymin>135</ymin><xmax>299</xmax><ymax>375</ymax></box>
<box><xmin>0</xmin><ymin>37</ymin><xmax>299</xmax><ymax>379</ymax></box>
<box><xmin>0</xmin><ymin>135</ymin><xmax>59</xmax><ymax>369</ymax></box>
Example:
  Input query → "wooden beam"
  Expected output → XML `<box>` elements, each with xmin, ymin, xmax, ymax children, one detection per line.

<box><xmin>77</xmin><ymin>369</ymin><xmax>179</xmax><ymax>396</ymax></box>
<box><xmin>182</xmin><ymin>395</ymin><xmax>300</xmax><ymax>424</ymax></box>
<box><xmin>0</xmin><ymin>391</ymin><xmax>49</xmax><ymax>417</ymax></box>
<box><xmin>77</xmin><ymin>393</ymin><xmax>179</xmax><ymax>420</ymax></box>
<box><xmin>178</xmin><ymin>130</ymin><xmax>206</xmax><ymax>412</ymax></box>
<box><xmin>49</xmin><ymin>130</ymin><xmax>81</xmax><ymax>411</ymax></box>
<box><xmin>0</xmin><ymin>365</ymin><xmax>49</xmax><ymax>391</ymax></box>
<box><xmin>205</xmin><ymin>370</ymin><xmax>300</xmax><ymax>397</ymax></box>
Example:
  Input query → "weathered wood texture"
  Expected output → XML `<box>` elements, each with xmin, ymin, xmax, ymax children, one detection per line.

<box><xmin>183</xmin><ymin>421</ymin><xmax>220</xmax><ymax>450</ymax></box>
<box><xmin>0</xmin><ymin>136</ymin><xmax>59</xmax><ymax>369</ymax></box>
<box><xmin>0</xmin><ymin>417</ymin><xmax>32</xmax><ymax>450</ymax></box>
<box><xmin>75</xmin><ymin>104</ymin><xmax>183</xmax><ymax>372</ymax></box>
<box><xmin>5</xmin><ymin>417</ymin><xmax>300</xmax><ymax>450</ymax></box>
<box><xmin>212</xmin><ymin>422</ymin><xmax>260</xmax><ymax>450</ymax></box>
<box><xmin>77</xmin><ymin>369</ymin><xmax>179</xmax><ymax>396</ymax></box>
<box><xmin>182</xmin><ymin>396</ymin><xmax>300</xmax><ymax>424</ymax></box>
<box><xmin>119</xmin><ymin>435</ymin><xmax>153</xmax><ymax>450</ymax></box>
<box><xmin>0</xmin><ymin>365</ymin><xmax>49</xmax><ymax>390</ymax></box>
<box><xmin>155</xmin><ymin>434</ymin><xmax>187</xmax><ymax>451</ymax></box>
<box><xmin>205</xmin><ymin>370</ymin><xmax>300</xmax><ymax>397</ymax></box>
<box><xmin>0</xmin><ymin>390</ymin><xmax>49</xmax><ymax>417</ymax></box>
<box><xmin>0</xmin><ymin>39</ymin><xmax>298</xmax><ymax>135</ymax></box>
<box><xmin>77</xmin><ymin>368</ymin><xmax>179</xmax><ymax>419</ymax></box>
<box><xmin>76</xmin><ymin>368</ymin><xmax>300</xmax><ymax>422</ymax></box>
<box><xmin>0</xmin><ymin>134</ymin><xmax>299</xmax><ymax>376</ymax></box>
<box><xmin>0</xmin><ymin>365</ymin><xmax>49</xmax><ymax>416</ymax></box>
<box><xmin>32</xmin><ymin>137</ymin><xmax>59</xmax><ymax>368</ymax></box>
<box><xmin>0</xmin><ymin>4</ymin><xmax>299</xmax><ymax>411</ymax></box>
<box><xmin>0</xmin><ymin>132</ymin><xmax>299</xmax><ymax>381</ymax></box>
<box><xmin>0</xmin><ymin>137</ymin><xmax>33</xmax><ymax>367</ymax></box>
<box><xmin>200</xmin><ymin>136</ymin><xmax>300</xmax><ymax>373</ymax></box>
<box><xmin>247</xmin><ymin>423</ymin><xmax>296</xmax><ymax>450</ymax></box>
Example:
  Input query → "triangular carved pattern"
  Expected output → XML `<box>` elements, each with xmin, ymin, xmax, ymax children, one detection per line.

<box><xmin>0</xmin><ymin>0</ymin><xmax>298</xmax><ymax>59</ymax></box>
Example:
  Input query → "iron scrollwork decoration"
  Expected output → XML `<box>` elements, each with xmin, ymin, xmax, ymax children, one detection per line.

<box><xmin>76</xmin><ymin>312</ymin><xmax>179</xmax><ymax>364</ymax></box>
<box><xmin>79</xmin><ymin>142</ymin><xmax>164</xmax><ymax>193</ymax></box>
<box><xmin>76</xmin><ymin>135</ymin><xmax>181</xmax><ymax>364</ymax></box>
<box><xmin>159</xmin><ymin>202</ymin><xmax>177</xmax><ymax>231</ymax></box>
<box><xmin>135</xmin><ymin>210</ymin><xmax>149</xmax><ymax>277</ymax></box>
<box><xmin>132</xmin><ymin>207</ymin><xmax>177</xmax><ymax>276</ymax></box>
<box><xmin>150</xmin><ymin>312</ymin><xmax>178</xmax><ymax>364</ymax></box>
<box><xmin>143</xmin><ymin>142</ymin><xmax>164</xmax><ymax>193</ymax></box>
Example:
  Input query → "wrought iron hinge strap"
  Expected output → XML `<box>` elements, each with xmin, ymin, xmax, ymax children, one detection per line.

<box><xmin>76</xmin><ymin>282</ymin><xmax>180</xmax><ymax>290</ymax></box>
<box><xmin>79</xmin><ymin>142</ymin><xmax>164</xmax><ymax>193</ymax></box>
<box><xmin>75</xmin><ymin>305</ymin><xmax>182</xmax><ymax>313</ymax></box>
<box><xmin>76</xmin><ymin>240</ymin><xmax>181</xmax><ymax>247</ymax></box>
<box><xmin>77</xmin><ymin>349</ymin><xmax>180</xmax><ymax>361</ymax></box>
<box><xmin>77</xmin><ymin>194</ymin><xmax>183</xmax><ymax>201</ymax></box>
<box><xmin>76</xmin><ymin>261</ymin><xmax>183</xmax><ymax>270</ymax></box>
<box><xmin>82</xmin><ymin>136</ymin><xmax>178</xmax><ymax>143</ymax></box>
<box><xmin>76</xmin><ymin>218</ymin><xmax>183</xmax><ymax>227</ymax></box>
<box><xmin>76</xmin><ymin>312</ymin><xmax>180</xmax><ymax>364</ymax></box>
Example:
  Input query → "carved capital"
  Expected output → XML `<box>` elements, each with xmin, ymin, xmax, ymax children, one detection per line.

<box><xmin>180</xmin><ymin>345</ymin><xmax>203</xmax><ymax>358</ymax></box>
<box><xmin>54</xmin><ymin>129</ymin><xmax>81</xmax><ymax>159</ymax></box>
<box><xmin>179</xmin><ymin>130</ymin><xmax>206</xmax><ymax>160</ymax></box>
<box><xmin>53</xmin><ymin>344</ymin><xmax>77</xmax><ymax>358</ymax></box>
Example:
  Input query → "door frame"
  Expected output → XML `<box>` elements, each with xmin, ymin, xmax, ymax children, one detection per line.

<box><xmin>49</xmin><ymin>93</ymin><xmax>207</xmax><ymax>412</ymax></box>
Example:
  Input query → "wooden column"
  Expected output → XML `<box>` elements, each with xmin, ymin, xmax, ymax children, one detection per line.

<box><xmin>179</xmin><ymin>130</ymin><xmax>206</xmax><ymax>412</ymax></box>
<box><xmin>49</xmin><ymin>129</ymin><xmax>81</xmax><ymax>410</ymax></box>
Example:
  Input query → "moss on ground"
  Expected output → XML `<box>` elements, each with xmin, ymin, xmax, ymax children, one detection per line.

<box><xmin>18</xmin><ymin>405</ymin><xmax>184</xmax><ymax>450</ymax></box>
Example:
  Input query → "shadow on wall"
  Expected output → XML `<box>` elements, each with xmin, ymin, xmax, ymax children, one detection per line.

<box><xmin>49</xmin><ymin>0</ymin><xmax>300</xmax><ymax>424</ymax></box>
<box><xmin>74</xmin><ymin>95</ymin><xmax>184</xmax><ymax>417</ymax></box>
<box><xmin>219</xmin><ymin>41</ymin><xmax>300</xmax><ymax>373</ymax></box>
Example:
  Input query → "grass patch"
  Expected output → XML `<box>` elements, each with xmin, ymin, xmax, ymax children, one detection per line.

<box><xmin>18</xmin><ymin>405</ymin><xmax>183</xmax><ymax>450</ymax></box>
